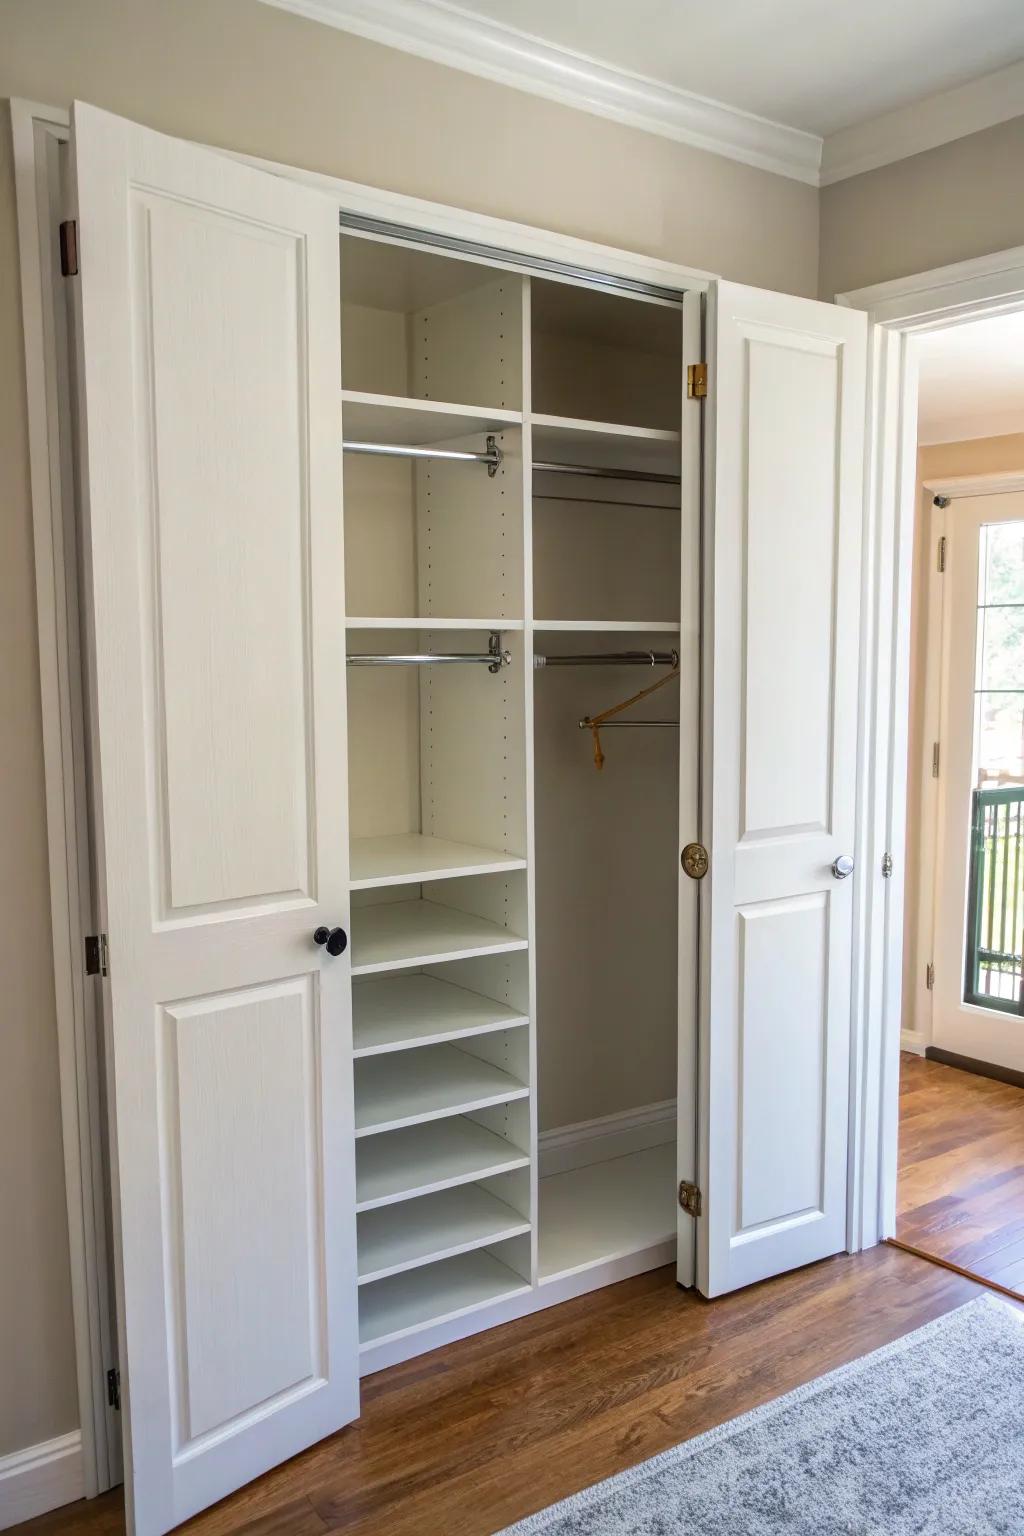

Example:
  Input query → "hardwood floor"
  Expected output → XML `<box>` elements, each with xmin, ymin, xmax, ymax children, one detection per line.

<box><xmin>897</xmin><ymin>1050</ymin><xmax>1024</xmax><ymax>1295</ymax></box>
<box><xmin>21</xmin><ymin>1245</ymin><xmax>1008</xmax><ymax>1536</ymax></box>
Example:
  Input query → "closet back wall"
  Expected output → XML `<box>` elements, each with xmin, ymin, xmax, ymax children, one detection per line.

<box><xmin>0</xmin><ymin>0</ymin><xmax>818</xmax><ymax>1462</ymax></box>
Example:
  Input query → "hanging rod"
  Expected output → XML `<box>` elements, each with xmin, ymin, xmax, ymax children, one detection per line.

<box><xmin>534</xmin><ymin>650</ymin><xmax>679</xmax><ymax>669</ymax></box>
<box><xmin>533</xmin><ymin>460</ymin><xmax>680</xmax><ymax>486</ymax></box>
<box><xmin>348</xmin><ymin>632</ymin><xmax>511</xmax><ymax>673</ymax></box>
<box><xmin>342</xmin><ymin>434</ymin><xmax>503</xmax><ymax>477</ymax></box>
<box><xmin>578</xmin><ymin>718</ymin><xmax>678</xmax><ymax>728</ymax></box>
<box><xmin>534</xmin><ymin>494</ymin><xmax>680</xmax><ymax>511</ymax></box>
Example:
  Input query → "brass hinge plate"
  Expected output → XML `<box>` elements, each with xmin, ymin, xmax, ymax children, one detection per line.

<box><xmin>932</xmin><ymin>742</ymin><xmax>940</xmax><ymax>778</ymax></box>
<box><xmin>926</xmin><ymin>962</ymin><xmax>935</xmax><ymax>990</ymax></box>
<box><xmin>59</xmin><ymin>220</ymin><xmax>79</xmax><ymax>277</ymax></box>
<box><xmin>687</xmin><ymin>362</ymin><xmax>708</xmax><ymax>399</ymax></box>
<box><xmin>679</xmin><ymin>1180</ymin><xmax>702</xmax><ymax>1217</ymax></box>
<box><xmin>85</xmin><ymin>933</ymin><xmax>109</xmax><ymax>977</ymax></box>
<box><xmin>937</xmin><ymin>536</ymin><xmax>947</xmax><ymax>573</ymax></box>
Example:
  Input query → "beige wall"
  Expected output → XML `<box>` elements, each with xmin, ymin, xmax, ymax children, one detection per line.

<box><xmin>0</xmin><ymin>0</ymin><xmax>821</xmax><ymax>1460</ymax></box>
<box><xmin>903</xmin><ymin>435</ymin><xmax>1024</xmax><ymax>1040</ymax></box>
<box><xmin>819</xmin><ymin>114</ymin><xmax>1024</xmax><ymax>299</ymax></box>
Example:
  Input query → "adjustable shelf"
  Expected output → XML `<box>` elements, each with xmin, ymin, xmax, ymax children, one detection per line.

<box><xmin>353</xmin><ymin>973</ymin><xmax>528</xmax><ymax>1056</ymax></box>
<box><xmin>342</xmin><ymin>390</ymin><xmax>521</xmax><ymax>443</ymax></box>
<box><xmin>356</xmin><ymin>1117</ymin><xmax>530</xmax><ymax>1211</ymax></box>
<box><xmin>358</xmin><ymin>1248</ymin><xmax>531</xmax><ymax>1349</ymax></box>
<box><xmin>357</xmin><ymin>1184</ymin><xmax>531</xmax><ymax>1284</ymax></box>
<box><xmin>346</xmin><ymin>617</ymin><xmax>527</xmax><ymax>631</ymax></box>
<box><xmin>350</xmin><ymin>834</ymin><xmax>527</xmax><ymax>891</ymax></box>
<box><xmin>350</xmin><ymin>898</ymin><xmax>528</xmax><ymax>975</ymax></box>
<box><xmin>532</xmin><ymin>413</ymin><xmax>680</xmax><ymax>467</ymax></box>
<box><xmin>354</xmin><ymin>1042</ymin><xmax>529</xmax><ymax>1137</ymax></box>
<box><xmin>537</xmin><ymin>1143</ymin><xmax>677</xmax><ymax>1283</ymax></box>
<box><xmin>533</xmin><ymin>621</ymin><xmax>682</xmax><ymax>634</ymax></box>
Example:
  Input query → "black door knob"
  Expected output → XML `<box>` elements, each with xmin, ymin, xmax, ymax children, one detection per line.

<box><xmin>313</xmin><ymin>925</ymin><xmax>348</xmax><ymax>957</ymax></box>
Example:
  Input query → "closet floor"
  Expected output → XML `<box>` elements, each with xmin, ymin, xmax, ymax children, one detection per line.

<box><xmin>30</xmin><ymin>1248</ymin><xmax>1009</xmax><ymax>1536</ymax></box>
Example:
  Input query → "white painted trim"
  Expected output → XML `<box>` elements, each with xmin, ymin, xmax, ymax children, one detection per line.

<box><xmin>923</xmin><ymin>471</ymin><xmax>1024</xmax><ymax>499</ymax></box>
<box><xmin>900</xmin><ymin>1030</ymin><xmax>927</xmax><ymax>1057</ymax></box>
<box><xmin>538</xmin><ymin>1100</ymin><xmax>677</xmax><ymax>1178</ymax></box>
<box><xmin>821</xmin><ymin>57</ymin><xmax>1024</xmax><ymax>186</ymax></box>
<box><xmin>919</xmin><ymin>412</ymin><xmax>1024</xmax><ymax>448</ymax></box>
<box><xmin>839</xmin><ymin>247</ymin><xmax>1024</xmax><ymax>1250</ymax></box>
<box><xmin>0</xmin><ymin>1432</ymin><xmax>84</xmax><ymax>1531</ymax></box>
<box><xmin>255</xmin><ymin>0</ymin><xmax>822</xmax><ymax>185</ymax></box>
<box><xmin>9</xmin><ymin>99</ymin><xmax>120</xmax><ymax>1500</ymax></box>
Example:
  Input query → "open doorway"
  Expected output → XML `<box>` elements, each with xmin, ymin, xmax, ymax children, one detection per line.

<box><xmin>895</xmin><ymin>312</ymin><xmax>1024</xmax><ymax>1296</ymax></box>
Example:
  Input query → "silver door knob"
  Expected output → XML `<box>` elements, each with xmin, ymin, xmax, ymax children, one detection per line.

<box><xmin>831</xmin><ymin>855</ymin><xmax>854</xmax><ymax>880</ymax></box>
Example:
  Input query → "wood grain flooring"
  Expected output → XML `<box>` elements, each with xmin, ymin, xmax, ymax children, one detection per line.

<box><xmin>897</xmin><ymin>1051</ymin><xmax>1024</xmax><ymax>1296</ymax></box>
<box><xmin>20</xmin><ymin>1244</ymin><xmax>1011</xmax><ymax>1536</ymax></box>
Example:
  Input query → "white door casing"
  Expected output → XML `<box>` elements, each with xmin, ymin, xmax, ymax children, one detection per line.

<box><xmin>697</xmin><ymin>281</ymin><xmax>867</xmax><ymax>1296</ymax></box>
<box><xmin>69</xmin><ymin>102</ymin><xmax>358</xmax><ymax>1536</ymax></box>
<box><xmin>933</xmin><ymin>491</ymin><xmax>1024</xmax><ymax>1071</ymax></box>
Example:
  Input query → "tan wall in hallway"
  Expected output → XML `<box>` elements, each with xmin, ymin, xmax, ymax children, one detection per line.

<box><xmin>903</xmin><ymin>435</ymin><xmax>1024</xmax><ymax>1042</ymax></box>
<box><xmin>0</xmin><ymin>0</ymin><xmax>819</xmax><ymax>1460</ymax></box>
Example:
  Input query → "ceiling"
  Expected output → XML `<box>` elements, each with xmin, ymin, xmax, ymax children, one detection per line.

<box><xmin>916</xmin><ymin>313</ymin><xmax>1024</xmax><ymax>446</ymax></box>
<box><xmin>449</xmin><ymin>0</ymin><xmax>1024</xmax><ymax>137</ymax></box>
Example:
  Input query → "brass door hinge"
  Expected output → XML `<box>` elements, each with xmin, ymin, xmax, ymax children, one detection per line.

<box><xmin>932</xmin><ymin>742</ymin><xmax>940</xmax><ymax>778</ymax></box>
<box><xmin>59</xmin><ymin>220</ymin><xmax>79</xmax><ymax>277</ymax></box>
<box><xmin>687</xmin><ymin>362</ymin><xmax>708</xmax><ymax>399</ymax></box>
<box><xmin>85</xmin><ymin>934</ymin><xmax>108</xmax><ymax>977</ymax></box>
<box><xmin>926</xmin><ymin>962</ymin><xmax>935</xmax><ymax>990</ymax></box>
<box><xmin>681</xmin><ymin>842</ymin><xmax>709</xmax><ymax>880</ymax></box>
<box><xmin>937</xmin><ymin>536</ymin><xmax>947</xmax><ymax>573</ymax></box>
<box><xmin>679</xmin><ymin>1181</ymin><xmax>702</xmax><ymax>1217</ymax></box>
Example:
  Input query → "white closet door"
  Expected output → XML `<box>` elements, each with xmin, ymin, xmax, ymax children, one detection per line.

<box><xmin>696</xmin><ymin>281</ymin><xmax>867</xmax><ymax>1297</ymax></box>
<box><xmin>70</xmin><ymin>102</ymin><xmax>358</xmax><ymax>1536</ymax></box>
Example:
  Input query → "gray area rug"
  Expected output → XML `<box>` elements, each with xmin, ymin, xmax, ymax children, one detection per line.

<box><xmin>498</xmin><ymin>1295</ymin><xmax>1024</xmax><ymax>1535</ymax></box>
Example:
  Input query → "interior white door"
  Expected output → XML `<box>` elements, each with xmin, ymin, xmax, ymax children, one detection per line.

<box><xmin>70</xmin><ymin>102</ymin><xmax>358</xmax><ymax>1536</ymax></box>
<box><xmin>933</xmin><ymin>492</ymin><xmax>1024</xmax><ymax>1070</ymax></box>
<box><xmin>696</xmin><ymin>281</ymin><xmax>867</xmax><ymax>1297</ymax></box>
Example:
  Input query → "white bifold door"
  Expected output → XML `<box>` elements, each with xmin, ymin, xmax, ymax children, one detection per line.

<box><xmin>69</xmin><ymin>103</ymin><xmax>359</xmax><ymax>1536</ymax></box>
<box><xmin>694</xmin><ymin>283</ymin><xmax>868</xmax><ymax>1297</ymax></box>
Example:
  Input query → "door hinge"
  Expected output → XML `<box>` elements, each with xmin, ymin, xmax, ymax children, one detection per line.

<box><xmin>881</xmin><ymin>851</ymin><xmax>893</xmax><ymax>878</ymax></box>
<box><xmin>926</xmin><ymin>962</ymin><xmax>935</xmax><ymax>990</ymax></box>
<box><xmin>85</xmin><ymin>933</ymin><xmax>109</xmax><ymax>977</ymax></box>
<box><xmin>678</xmin><ymin>1180</ymin><xmax>702</xmax><ymax>1217</ymax></box>
<box><xmin>106</xmin><ymin>1368</ymin><xmax>120</xmax><ymax>1412</ymax></box>
<box><xmin>932</xmin><ymin>742</ymin><xmax>940</xmax><ymax>778</ymax></box>
<box><xmin>687</xmin><ymin>362</ymin><xmax>708</xmax><ymax>399</ymax></box>
<box><xmin>937</xmin><ymin>535</ymin><xmax>947</xmax><ymax>573</ymax></box>
<box><xmin>59</xmin><ymin>220</ymin><xmax>79</xmax><ymax>277</ymax></box>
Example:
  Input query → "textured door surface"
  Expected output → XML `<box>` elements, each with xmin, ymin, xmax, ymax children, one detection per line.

<box><xmin>71</xmin><ymin>102</ymin><xmax>357</xmax><ymax>1535</ymax></box>
<box><xmin>697</xmin><ymin>281</ymin><xmax>867</xmax><ymax>1297</ymax></box>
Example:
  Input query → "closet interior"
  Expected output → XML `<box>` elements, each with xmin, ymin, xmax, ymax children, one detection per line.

<box><xmin>340</xmin><ymin>233</ymin><xmax>688</xmax><ymax>1364</ymax></box>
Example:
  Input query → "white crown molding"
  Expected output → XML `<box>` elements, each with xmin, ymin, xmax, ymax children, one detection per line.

<box><xmin>256</xmin><ymin>0</ymin><xmax>822</xmax><ymax>184</ymax></box>
<box><xmin>0</xmin><ymin>1431</ymin><xmax>83</xmax><ymax>1531</ymax></box>
<box><xmin>821</xmin><ymin>57</ymin><xmax>1024</xmax><ymax>186</ymax></box>
<box><xmin>918</xmin><ymin>410</ymin><xmax>1024</xmax><ymax>448</ymax></box>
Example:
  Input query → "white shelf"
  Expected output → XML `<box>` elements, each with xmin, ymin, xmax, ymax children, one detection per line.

<box><xmin>351</xmin><ymin>898</ymin><xmax>528</xmax><ymax>975</ymax></box>
<box><xmin>342</xmin><ymin>390</ymin><xmax>521</xmax><ymax>444</ymax></box>
<box><xmin>532</xmin><ymin>414</ymin><xmax>680</xmax><ymax>477</ymax></box>
<box><xmin>346</xmin><ymin>617</ymin><xmax>525</xmax><ymax>631</ymax></box>
<box><xmin>532</xmin><ymin>412</ymin><xmax>679</xmax><ymax>445</ymax></box>
<box><xmin>359</xmin><ymin>1249</ymin><xmax>530</xmax><ymax>1349</ymax></box>
<box><xmin>356</xmin><ymin>1117</ymin><xmax>530</xmax><ymax>1210</ymax></box>
<box><xmin>532</xmin><ymin>620</ymin><xmax>681</xmax><ymax>633</ymax></box>
<box><xmin>538</xmin><ymin>1143</ymin><xmax>677</xmax><ymax>1283</ymax></box>
<box><xmin>357</xmin><ymin>1183</ymin><xmax>531</xmax><ymax>1283</ymax></box>
<box><xmin>351</xmin><ymin>833</ymin><xmax>527</xmax><ymax>891</ymax></box>
<box><xmin>353</xmin><ymin>973</ymin><xmax>528</xmax><ymax>1057</ymax></box>
<box><xmin>354</xmin><ymin>1043</ymin><xmax>529</xmax><ymax>1137</ymax></box>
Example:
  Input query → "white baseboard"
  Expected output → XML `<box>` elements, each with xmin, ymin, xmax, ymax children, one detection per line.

<box><xmin>900</xmin><ymin>1029</ymin><xmax>928</xmax><ymax>1057</ymax></box>
<box><xmin>0</xmin><ymin>1431</ymin><xmax>83</xmax><ymax>1531</ymax></box>
<box><xmin>539</xmin><ymin>1099</ymin><xmax>677</xmax><ymax>1178</ymax></box>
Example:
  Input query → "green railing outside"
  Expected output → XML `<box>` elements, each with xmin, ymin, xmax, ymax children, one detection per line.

<box><xmin>964</xmin><ymin>786</ymin><xmax>1024</xmax><ymax>1014</ymax></box>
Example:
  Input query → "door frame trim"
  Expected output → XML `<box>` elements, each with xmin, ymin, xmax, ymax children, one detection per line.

<box><xmin>838</xmin><ymin>248</ymin><xmax>1024</xmax><ymax>1248</ymax></box>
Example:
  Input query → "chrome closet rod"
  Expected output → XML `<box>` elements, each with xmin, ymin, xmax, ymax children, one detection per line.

<box><xmin>348</xmin><ymin>632</ymin><xmax>511</xmax><ymax>673</ymax></box>
<box><xmin>342</xmin><ymin>434</ymin><xmax>503</xmax><ymax>476</ymax></box>
<box><xmin>533</xmin><ymin>460</ymin><xmax>680</xmax><ymax>486</ymax></box>
<box><xmin>534</xmin><ymin>650</ymin><xmax>679</xmax><ymax>669</ymax></box>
